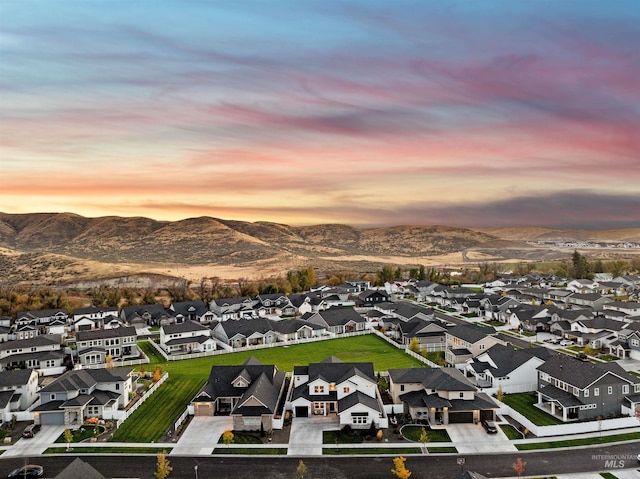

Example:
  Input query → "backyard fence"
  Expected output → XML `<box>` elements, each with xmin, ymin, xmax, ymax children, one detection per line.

<box><xmin>115</xmin><ymin>372</ymin><xmax>168</xmax><ymax>429</ymax></box>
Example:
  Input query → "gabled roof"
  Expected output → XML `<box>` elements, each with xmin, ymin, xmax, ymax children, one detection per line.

<box><xmin>54</xmin><ymin>458</ymin><xmax>107</xmax><ymax>479</ymax></box>
<box><xmin>0</xmin><ymin>368</ymin><xmax>35</xmax><ymax>388</ymax></box>
<box><xmin>171</xmin><ymin>300</ymin><xmax>209</xmax><ymax>316</ymax></box>
<box><xmin>338</xmin><ymin>390</ymin><xmax>381</xmax><ymax>412</ymax></box>
<box><xmin>77</xmin><ymin>326</ymin><xmax>137</xmax><ymax>342</ymax></box>
<box><xmin>312</xmin><ymin>307</ymin><xmax>365</xmax><ymax>326</ymax></box>
<box><xmin>537</xmin><ymin>355</ymin><xmax>638</xmax><ymax>389</ymax></box>
<box><xmin>0</xmin><ymin>334</ymin><xmax>61</xmax><ymax>352</ymax></box>
<box><xmin>388</xmin><ymin>367</ymin><xmax>476</xmax><ymax>391</ymax></box>
<box><xmin>162</xmin><ymin>319</ymin><xmax>209</xmax><ymax>335</ymax></box>
<box><xmin>446</xmin><ymin>324</ymin><xmax>496</xmax><ymax>343</ymax></box>
<box><xmin>40</xmin><ymin>368</ymin><xmax>131</xmax><ymax>393</ymax></box>
<box><xmin>306</xmin><ymin>358</ymin><xmax>376</xmax><ymax>384</ymax></box>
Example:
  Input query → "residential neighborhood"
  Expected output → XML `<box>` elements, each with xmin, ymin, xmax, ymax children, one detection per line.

<box><xmin>1</xmin><ymin>271</ymin><xmax>640</xmax><ymax>477</ymax></box>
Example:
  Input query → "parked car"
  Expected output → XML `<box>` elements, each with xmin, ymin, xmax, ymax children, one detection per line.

<box><xmin>481</xmin><ymin>420</ymin><xmax>498</xmax><ymax>434</ymax></box>
<box><xmin>22</xmin><ymin>423</ymin><xmax>41</xmax><ymax>438</ymax></box>
<box><xmin>559</xmin><ymin>340</ymin><xmax>574</xmax><ymax>346</ymax></box>
<box><xmin>6</xmin><ymin>465</ymin><xmax>43</xmax><ymax>478</ymax></box>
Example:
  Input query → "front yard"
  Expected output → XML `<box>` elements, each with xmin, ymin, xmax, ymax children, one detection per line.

<box><xmin>500</xmin><ymin>393</ymin><xmax>564</xmax><ymax>426</ymax></box>
<box><xmin>113</xmin><ymin>334</ymin><xmax>425</xmax><ymax>442</ymax></box>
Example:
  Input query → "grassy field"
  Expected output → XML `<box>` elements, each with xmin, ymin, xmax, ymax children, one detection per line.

<box><xmin>45</xmin><ymin>446</ymin><xmax>170</xmax><ymax>454</ymax></box>
<box><xmin>500</xmin><ymin>393</ymin><xmax>564</xmax><ymax>426</ymax></box>
<box><xmin>113</xmin><ymin>335</ymin><xmax>425</xmax><ymax>442</ymax></box>
<box><xmin>400</xmin><ymin>425</ymin><xmax>451</xmax><ymax>443</ymax></box>
<box><xmin>499</xmin><ymin>424</ymin><xmax>524</xmax><ymax>440</ymax></box>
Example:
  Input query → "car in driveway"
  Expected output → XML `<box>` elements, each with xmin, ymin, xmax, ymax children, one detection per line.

<box><xmin>22</xmin><ymin>423</ymin><xmax>41</xmax><ymax>438</ymax></box>
<box><xmin>6</xmin><ymin>465</ymin><xmax>44</xmax><ymax>478</ymax></box>
<box><xmin>481</xmin><ymin>420</ymin><xmax>498</xmax><ymax>434</ymax></box>
<box><xmin>559</xmin><ymin>340</ymin><xmax>574</xmax><ymax>346</ymax></box>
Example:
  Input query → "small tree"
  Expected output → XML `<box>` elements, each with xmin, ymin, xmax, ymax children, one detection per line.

<box><xmin>391</xmin><ymin>456</ymin><xmax>411</xmax><ymax>479</ymax></box>
<box><xmin>222</xmin><ymin>429</ymin><xmax>234</xmax><ymax>446</ymax></box>
<box><xmin>376</xmin><ymin>429</ymin><xmax>384</xmax><ymax>442</ymax></box>
<box><xmin>296</xmin><ymin>459</ymin><xmax>307</xmax><ymax>479</ymax></box>
<box><xmin>63</xmin><ymin>428</ymin><xmax>73</xmax><ymax>451</ymax></box>
<box><xmin>105</xmin><ymin>354</ymin><xmax>113</xmax><ymax>369</ymax></box>
<box><xmin>408</xmin><ymin>337</ymin><xmax>421</xmax><ymax>354</ymax></box>
<box><xmin>512</xmin><ymin>457</ymin><xmax>526</xmax><ymax>478</ymax></box>
<box><xmin>152</xmin><ymin>366</ymin><xmax>163</xmax><ymax>382</ymax></box>
<box><xmin>154</xmin><ymin>450</ymin><xmax>172</xmax><ymax>479</ymax></box>
<box><xmin>419</xmin><ymin>427</ymin><xmax>429</xmax><ymax>449</ymax></box>
<box><xmin>496</xmin><ymin>383</ymin><xmax>504</xmax><ymax>402</ymax></box>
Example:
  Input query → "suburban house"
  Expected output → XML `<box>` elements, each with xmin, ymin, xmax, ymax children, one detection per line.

<box><xmin>211</xmin><ymin>316</ymin><xmax>328</xmax><ymax>349</ymax></box>
<box><xmin>566</xmin><ymin>293</ymin><xmax>612</xmax><ymax>311</ymax></box>
<box><xmin>355</xmin><ymin>289</ymin><xmax>390</xmax><ymax>308</ymax></box>
<box><xmin>445</xmin><ymin>324</ymin><xmax>506</xmax><ymax>367</ymax></box>
<box><xmin>14</xmin><ymin>308</ymin><xmax>70</xmax><ymax>337</ymax></box>
<box><xmin>536</xmin><ymin>355</ymin><xmax>640</xmax><ymax>421</ymax></box>
<box><xmin>381</xmin><ymin>317</ymin><xmax>447</xmax><ymax>351</ymax></box>
<box><xmin>0</xmin><ymin>334</ymin><xmax>67</xmax><ymax>376</ymax></box>
<box><xmin>191</xmin><ymin>357</ymin><xmax>286</xmax><ymax>432</ymax></box>
<box><xmin>288</xmin><ymin>293</ymin><xmax>326</xmax><ymax>316</ymax></box>
<box><xmin>603</xmin><ymin>301</ymin><xmax>640</xmax><ymax>321</ymax></box>
<box><xmin>566</xmin><ymin>317</ymin><xmax>624</xmax><ymax>349</ymax></box>
<box><xmin>465</xmin><ymin>344</ymin><xmax>555</xmax><ymax>394</ymax></box>
<box><xmin>254</xmin><ymin>294</ymin><xmax>296</xmax><ymax>317</ymax></box>
<box><xmin>609</xmin><ymin>323</ymin><xmax>640</xmax><ymax>360</ymax></box>
<box><xmin>72</xmin><ymin>306</ymin><xmax>119</xmax><ymax>332</ymax></box>
<box><xmin>289</xmin><ymin>357</ymin><xmax>386</xmax><ymax>429</ymax></box>
<box><xmin>34</xmin><ymin>368</ymin><xmax>134</xmax><ymax>426</ymax></box>
<box><xmin>209</xmin><ymin>297</ymin><xmax>256</xmax><ymax>321</ymax></box>
<box><xmin>75</xmin><ymin>326</ymin><xmax>139</xmax><ymax>366</ymax></box>
<box><xmin>169</xmin><ymin>301</ymin><xmax>215</xmax><ymax>324</ymax></box>
<box><xmin>374</xmin><ymin>302</ymin><xmax>434</xmax><ymax>322</ymax></box>
<box><xmin>160</xmin><ymin>320</ymin><xmax>216</xmax><ymax>355</ymax></box>
<box><xmin>120</xmin><ymin>304</ymin><xmax>173</xmax><ymax>328</ymax></box>
<box><xmin>0</xmin><ymin>369</ymin><xmax>39</xmax><ymax>422</ymax></box>
<box><xmin>303</xmin><ymin>307</ymin><xmax>367</xmax><ymax>334</ymax></box>
<box><xmin>388</xmin><ymin>367</ymin><xmax>497</xmax><ymax>424</ymax></box>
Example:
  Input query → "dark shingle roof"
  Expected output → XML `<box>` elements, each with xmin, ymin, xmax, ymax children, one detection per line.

<box><xmin>538</xmin><ymin>355</ymin><xmax>638</xmax><ymax>388</ymax></box>
<box><xmin>77</xmin><ymin>326</ymin><xmax>136</xmax><ymax>342</ymax></box>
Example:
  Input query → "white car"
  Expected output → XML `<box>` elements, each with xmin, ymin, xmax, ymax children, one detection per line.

<box><xmin>559</xmin><ymin>340</ymin><xmax>574</xmax><ymax>346</ymax></box>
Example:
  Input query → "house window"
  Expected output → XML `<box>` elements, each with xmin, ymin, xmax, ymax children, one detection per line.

<box><xmin>343</xmin><ymin>387</ymin><xmax>350</xmax><ymax>394</ymax></box>
<box><xmin>116</xmin><ymin>384</ymin><xmax>120</xmax><ymax>390</ymax></box>
<box><xmin>50</xmin><ymin>394</ymin><xmax>56</xmax><ymax>400</ymax></box>
<box><xmin>479</xmin><ymin>344</ymin><xmax>485</xmax><ymax>350</ymax></box>
<box><xmin>608</xmin><ymin>386</ymin><xmax>613</xmax><ymax>395</ymax></box>
<box><xmin>314</xmin><ymin>385</ymin><xmax>325</xmax><ymax>394</ymax></box>
<box><xmin>594</xmin><ymin>388</ymin><xmax>599</xmax><ymax>396</ymax></box>
<box><xmin>584</xmin><ymin>389</ymin><xmax>589</xmax><ymax>398</ymax></box>
<box><xmin>351</xmin><ymin>413</ymin><xmax>368</xmax><ymax>425</ymax></box>
<box><xmin>400</xmin><ymin>385</ymin><xmax>405</xmax><ymax>392</ymax></box>
<box><xmin>623</xmin><ymin>385</ymin><xmax>629</xmax><ymax>394</ymax></box>
<box><xmin>459</xmin><ymin>392</ymin><xmax>464</xmax><ymax>398</ymax></box>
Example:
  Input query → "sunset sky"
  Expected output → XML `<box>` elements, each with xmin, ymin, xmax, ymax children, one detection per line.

<box><xmin>1</xmin><ymin>1</ymin><xmax>639</xmax><ymax>229</ymax></box>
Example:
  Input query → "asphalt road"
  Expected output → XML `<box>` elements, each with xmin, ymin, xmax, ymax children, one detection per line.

<box><xmin>2</xmin><ymin>443</ymin><xmax>640</xmax><ymax>479</ymax></box>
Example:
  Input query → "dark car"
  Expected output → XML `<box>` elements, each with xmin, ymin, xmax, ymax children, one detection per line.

<box><xmin>22</xmin><ymin>423</ymin><xmax>41</xmax><ymax>438</ymax></box>
<box><xmin>6</xmin><ymin>465</ymin><xmax>44</xmax><ymax>478</ymax></box>
<box><xmin>482</xmin><ymin>420</ymin><xmax>498</xmax><ymax>434</ymax></box>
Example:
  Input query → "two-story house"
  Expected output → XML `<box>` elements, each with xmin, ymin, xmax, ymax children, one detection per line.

<box><xmin>14</xmin><ymin>308</ymin><xmax>70</xmax><ymax>337</ymax></box>
<box><xmin>34</xmin><ymin>368</ymin><xmax>133</xmax><ymax>427</ymax></box>
<box><xmin>445</xmin><ymin>324</ymin><xmax>506</xmax><ymax>367</ymax></box>
<box><xmin>289</xmin><ymin>357</ymin><xmax>386</xmax><ymax>429</ymax></box>
<box><xmin>160</xmin><ymin>320</ymin><xmax>216</xmax><ymax>355</ymax></box>
<box><xmin>0</xmin><ymin>335</ymin><xmax>66</xmax><ymax>375</ymax></box>
<box><xmin>0</xmin><ymin>369</ymin><xmax>39</xmax><ymax>422</ymax></box>
<box><xmin>75</xmin><ymin>326</ymin><xmax>138</xmax><ymax>366</ymax></box>
<box><xmin>536</xmin><ymin>355</ymin><xmax>640</xmax><ymax>421</ymax></box>
<box><xmin>388</xmin><ymin>367</ymin><xmax>497</xmax><ymax>424</ymax></box>
<box><xmin>191</xmin><ymin>357</ymin><xmax>286</xmax><ymax>432</ymax></box>
<box><xmin>120</xmin><ymin>304</ymin><xmax>173</xmax><ymax>328</ymax></box>
<box><xmin>169</xmin><ymin>301</ymin><xmax>214</xmax><ymax>324</ymax></box>
<box><xmin>72</xmin><ymin>306</ymin><xmax>119</xmax><ymax>332</ymax></box>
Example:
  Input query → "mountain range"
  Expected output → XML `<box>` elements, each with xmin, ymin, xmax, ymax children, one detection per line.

<box><xmin>1</xmin><ymin>212</ymin><xmax>639</xmax><ymax>285</ymax></box>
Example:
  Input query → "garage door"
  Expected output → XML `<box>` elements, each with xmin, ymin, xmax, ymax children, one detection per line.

<box><xmin>295</xmin><ymin>406</ymin><xmax>308</xmax><ymax>418</ymax></box>
<box><xmin>448</xmin><ymin>411</ymin><xmax>473</xmax><ymax>423</ymax></box>
<box><xmin>480</xmin><ymin>410</ymin><xmax>494</xmax><ymax>421</ymax></box>
<box><xmin>195</xmin><ymin>403</ymin><xmax>213</xmax><ymax>416</ymax></box>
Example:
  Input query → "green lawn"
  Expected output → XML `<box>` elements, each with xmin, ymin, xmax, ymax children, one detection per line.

<box><xmin>213</xmin><ymin>448</ymin><xmax>287</xmax><ymax>455</ymax></box>
<box><xmin>323</xmin><ymin>447</ymin><xmax>422</xmax><ymax>455</ymax></box>
<box><xmin>114</xmin><ymin>335</ymin><xmax>425</xmax><ymax>442</ymax></box>
<box><xmin>500</xmin><ymin>393</ymin><xmax>564</xmax><ymax>426</ymax></box>
<box><xmin>218</xmin><ymin>432</ymin><xmax>263</xmax><ymax>444</ymax></box>
<box><xmin>400</xmin><ymin>425</ymin><xmax>451</xmax><ymax>443</ymax></box>
<box><xmin>499</xmin><ymin>424</ymin><xmax>524</xmax><ymax>440</ymax></box>
<box><xmin>516</xmin><ymin>431</ymin><xmax>640</xmax><ymax>450</ymax></box>
<box><xmin>45</xmin><ymin>446</ymin><xmax>171</xmax><ymax>454</ymax></box>
<box><xmin>323</xmin><ymin>430</ymin><xmax>364</xmax><ymax>444</ymax></box>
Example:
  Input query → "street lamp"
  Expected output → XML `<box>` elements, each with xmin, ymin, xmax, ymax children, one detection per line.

<box><xmin>194</xmin><ymin>465</ymin><xmax>198</xmax><ymax>479</ymax></box>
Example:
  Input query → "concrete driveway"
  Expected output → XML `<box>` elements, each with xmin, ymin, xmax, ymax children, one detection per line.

<box><xmin>170</xmin><ymin>416</ymin><xmax>232</xmax><ymax>456</ymax></box>
<box><xmin>2</xmin><ymin>425</ymin><xmax>66</xmax><ymax>457</ymax></box>
<box><xmin>288</xmin><ymin>417</ymin><xmax>339</xmax><ymax>456</ymax></box>
<box><xmin>445</xmin><ymin>422</ymin><xmax>517</xmax><ymax>453</ymax></box>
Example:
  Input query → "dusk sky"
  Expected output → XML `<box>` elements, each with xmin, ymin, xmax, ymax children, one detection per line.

<box><xmin>1</xmin><ymin>1</ymin><xmax>639</xmax><ymax>229</ymax></box>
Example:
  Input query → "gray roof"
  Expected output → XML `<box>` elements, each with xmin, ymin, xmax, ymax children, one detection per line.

<box><xmin>313</xmin><ymin>307</ymin><xmax>365</xmax><ymax>326</ymax></box>
<box><xmin>538</xmin><ymin>384</ymin><xmax>584</xmax><ymax>408</ymax></box>
<box><xmin>389</xmin><ymin>367</ymin><xmax>476</xmax><ymax>392</ymax></box>
<box><xmin>338</xmin><ymin>390</ymin><xmax>381</xmax><ymax>413</ymax></box>
<box><xmin>0</xmin><ymin>334</ymin><xmax>61</xmax><ymax>352</ymax></box>
<box><xmin>162</xmin><ymin>319</ymin><xmax>209</xmax><ymax>335</ymax></box>
<box><xmin>537</xmin><ymin>355</ymin><xmax>638</xmax><ymax>389</ymax></box>
<box><xmin>40</xmin><ymin>368</ymin><xmax>131</xmax><ymax>393</ymax></box>
<box><xmin>54</xmin><ymin>457</ymin><xmax>107</xmax><ymax>479</ymax></box>
<box><xmin>446</xmin><ymin>324</ymin><xmax>496</xmax><ymax>343</ymax></box>
<box><xmin>0</xmin><ymin>368</ymin><xmax>34</xmax><ymax>388</ymax></box>
<box><xmin>77</xmin><ymin>326</ymin><xmax>137</xmax><ymax>342</ymax></box>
